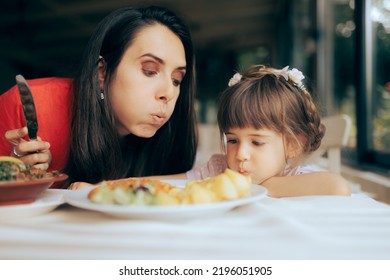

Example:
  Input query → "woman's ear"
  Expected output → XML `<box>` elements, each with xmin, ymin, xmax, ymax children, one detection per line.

<box><xmin>98</xmin><ymin>56</ymin><xmax>105</xmax><ymax>90</ymax></box>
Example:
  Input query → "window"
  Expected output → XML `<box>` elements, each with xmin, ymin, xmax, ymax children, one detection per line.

<box><xmin>317</xmin><ymin>0</ymin><xmax>390</xmax><ymax>173</ymax></box>
<box><xmin>368</xmin><ymin>0</ymin><xmax>390</xmax><ymax>167</ymax></box>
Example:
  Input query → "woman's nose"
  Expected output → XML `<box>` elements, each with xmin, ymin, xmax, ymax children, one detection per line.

<box><xmin>156</xmin><ymin>80</ymin><xmax>175</xmax><ymax>103</ymax></box>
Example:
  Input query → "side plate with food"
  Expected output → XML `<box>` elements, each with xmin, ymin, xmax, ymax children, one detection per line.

<box><xmin>0</xmin><ymin>156</ymin><xmax>68</xmax><ymax>206</ymax></box>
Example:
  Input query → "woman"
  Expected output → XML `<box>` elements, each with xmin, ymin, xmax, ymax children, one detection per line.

<box><xmin>0</xmin><ymin>6</ymin><xmax>198</xmax><ymax>186</ymax></box>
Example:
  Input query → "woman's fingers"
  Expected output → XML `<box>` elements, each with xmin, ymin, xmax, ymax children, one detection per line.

<box><xmin>7</xmin><ymin>132</ymin><xmax>52</xmax><ymax>169</ymax></box>
<box><xmin>32</xmin><ymin>162</ymin><xmax>50</xmax><ymax>171</ymax></box>
<box><xmin>16</xmin><ymin>140</ymin><xmax>50</xmax><ymax>156</ymax></box>
<box><xmin>5</xmin><ymin>127</ymin><xmax>52</xmax><ymax>170</ymax></box>
<box><xmin>19</xmin><ymin>149</ymin><xmax>51</xmax><ymax>170</ymax></box>
<box><xmin>5</xmin><ymin>127</ymin><xmax>28</xmax><ymax>146</ymax></box>
<box><xmin>68</xmin><ymin>181</ymin><xmax>95</xmax><ymax>190</ymax></box>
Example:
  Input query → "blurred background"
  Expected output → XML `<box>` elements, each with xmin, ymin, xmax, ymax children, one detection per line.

<box><xmin>1</xmin><ymin>0</ymin><xmax>389</xmax><ymax>181</ymax></box>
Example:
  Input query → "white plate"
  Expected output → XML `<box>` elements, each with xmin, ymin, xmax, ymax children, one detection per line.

<box><xmin>64</xmin><ymin>180</ymin><xmax>267</xmax><ymax>219</ymax></box>
<box><xmin>0</xmin><ymin>189</ymin><xmax>65</xmax><ymax>221</ymax></box>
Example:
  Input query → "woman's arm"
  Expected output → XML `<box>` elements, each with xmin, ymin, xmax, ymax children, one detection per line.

<box><xmin>261</xmin><ymin>172</ymin><xmax>351</xmax><ymax>198</ymax></box>
<box><xmin>68</xmin><ymin>173</ymin><xmax>187</xmax><ymax>190</ymax></box>
<box><xmin>143</xmin><ymin>173</ymin><xmax>187</xmax><ymax>180</ymax></box>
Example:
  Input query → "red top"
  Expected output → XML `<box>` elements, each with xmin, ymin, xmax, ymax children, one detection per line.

<box><xmin>0</xmin><ymin>77</ymin><xmax>73</xmax><ymax>173</ymax></box>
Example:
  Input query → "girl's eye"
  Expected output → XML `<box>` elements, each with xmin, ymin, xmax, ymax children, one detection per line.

<box><xmin>226</xmin><ymin>139</ymin><xmax>238</xmax><ymax>144</ymax></box>
<box><xmin>252</xmin><ymin>141</ymin><xmax>264</xmax><ymax>146</ymax></box>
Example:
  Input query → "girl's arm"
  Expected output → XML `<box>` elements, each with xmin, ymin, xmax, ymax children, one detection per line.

<box><xmin>260</xmin><ymin>172</ymin><xmax>351</xmax><ymax>198</ymax></box>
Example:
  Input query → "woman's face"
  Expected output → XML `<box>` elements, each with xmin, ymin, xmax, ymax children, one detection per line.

<box><xmin>108</xmin><ymin>24</ymin><xmax>187</xmax><ymax>137</ymax></box>
<box><xmin>225</xmin><ymin>127</ymin><xmax>288</xmax><ymax>184</ymax></box>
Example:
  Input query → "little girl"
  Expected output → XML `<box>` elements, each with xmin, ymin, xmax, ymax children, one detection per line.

<box><xmin>70</xmin><ymin>65</ymin><xmax>351</xmax><ymax>197</ymax></box>
<box><xmin>185</xmin><ymin>64</ymin><xmax>351</xmax><ymax>197</ymax></box>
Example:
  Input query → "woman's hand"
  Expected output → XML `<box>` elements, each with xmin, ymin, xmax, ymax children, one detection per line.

<box><xmin>68</xmin><ymin>181</ymin><xmax>95</xmax><ymax>190</ymax></box>
<box><xmin>5</xmin><ymin>127</ymin><xmax>52</xmax><ymax>170</ymax></box>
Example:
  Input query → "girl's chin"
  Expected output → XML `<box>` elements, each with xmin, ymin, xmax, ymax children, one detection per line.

<box><xmin>249</xmin><ymin>176</ymin><xmax>264</xmax><ymax>185</ymax></box>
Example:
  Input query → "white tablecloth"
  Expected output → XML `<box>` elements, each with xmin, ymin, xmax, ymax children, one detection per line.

<box><xmin>1</xmin><ymin>192</ymin><xmax>390</xmax><ymax>260</ymax></box>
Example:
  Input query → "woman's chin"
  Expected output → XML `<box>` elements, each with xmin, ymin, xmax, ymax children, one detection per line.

<box><xmin>120</xmin><ymin>124</ymin><xmax>159</xmax><ymax>138</ymax></box>
<box><xmin>133</xmin><ymin>127</ymin><xmax>158</xmax><ymax>138</ymax></box>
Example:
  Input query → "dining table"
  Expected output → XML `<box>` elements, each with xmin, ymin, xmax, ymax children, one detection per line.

<box><xmin>1</xmin><ymin>185</ymin><xmax>390</xmax><ymax>261</ymax></box>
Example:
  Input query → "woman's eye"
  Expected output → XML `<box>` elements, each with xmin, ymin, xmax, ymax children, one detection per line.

<box><xmin>172</xmin><ymin>79</ymin><xmax>181</xmax><ymax>87</ymax></box>
<box><xmin>143</xmin><ymin>69</ymin><xmax>157</xmax><ymax>76</ymax></box>
<box><xmin>172</xmin><ymin>71</ymin><xmax>184</xmax><ymax>87</ymax></box>
<box><xmin>142</xmin><ymin>61</ymin><xmax>158</xmax><ymax>77</ymax></box>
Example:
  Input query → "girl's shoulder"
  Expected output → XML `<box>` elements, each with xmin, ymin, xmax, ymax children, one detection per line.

<box><xmin>283</xmin><ymin>164</ymin><xmax>322</xmax><ymax>176</ymax></box>
<box><xmin>186</xmin><ymin>154</ymin><xmax>228</xmax><ymax>180</ymax></box>
<box><xmin>208</xmin><ymin>154</ymin><xmax>228</xmax><ymax>164</ymax></box>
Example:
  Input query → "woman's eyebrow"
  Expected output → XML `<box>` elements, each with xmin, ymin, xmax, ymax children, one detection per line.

<box><xmin>140</xmin><ymin>53</ymin><xmax>164</xmax><ymax>63</ymax></box>
<box><xmin>139</xmin><ymin>53</ymin><xmax>186</xmax><ymax>71</ymax></box>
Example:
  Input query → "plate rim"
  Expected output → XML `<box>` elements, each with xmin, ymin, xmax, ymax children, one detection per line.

<box><xmin>0</xmin><ymin>189</ymin><xmax>65</xmax><ymax>214</ymax></box>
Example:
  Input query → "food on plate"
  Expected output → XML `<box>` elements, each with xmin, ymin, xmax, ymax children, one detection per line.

<box><xmin>0</xmin><ymin>156</ymin><xmax>24</xmax><ymax>165</ymax></box>
<box><xmin>87</xmin><ymin>168</ymin><xmax>252</xmax><ymax>206</ymax></box>
<box><xmin>0</xmin><ymin>156</ymin><xmax>59</xmax><ymax>182</ymax></box>
<box><xmin>184</xmin><ymin>168</ymin><xmax>252</xmax><ymax>203</ymax></box>
<box><xmin>87</xmin><ymin>178</ymin><xmax>176</xmax><ymax>205</ymax></box>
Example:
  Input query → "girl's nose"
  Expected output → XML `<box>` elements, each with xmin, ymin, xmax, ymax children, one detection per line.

<box><xmin>236</xmin><ymin>143</ymin><xmax>250</xmax><ymax>162</ymax></box>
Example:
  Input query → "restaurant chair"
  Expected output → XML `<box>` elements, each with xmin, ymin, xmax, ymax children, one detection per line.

<box><xmin>196</xmin><ymin>123</ymin><xmax>221</xmax><ymax>166</ymax></box>
<box><xmin>305</xmin><ymin>114</ymin><xmax>352</xmax><ymax>174</ymax></box>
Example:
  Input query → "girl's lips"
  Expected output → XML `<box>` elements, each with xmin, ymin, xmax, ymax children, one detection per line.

<box><xmin>238</xmin><ymin>169</ymin><xmax>249</xmax><ymax>176</ymax></box>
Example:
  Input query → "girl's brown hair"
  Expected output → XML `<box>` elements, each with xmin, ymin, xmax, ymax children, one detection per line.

<box><xmin>217</xmin><ymin>65</ymin><xmax>325</xmax><ymax>155</ymax></box>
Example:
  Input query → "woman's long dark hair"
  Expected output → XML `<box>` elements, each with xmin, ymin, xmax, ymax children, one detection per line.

<box><xmin>64</xmin><ymin>6</ymin><xmax>197</xmax><ymax>184</ymax></box>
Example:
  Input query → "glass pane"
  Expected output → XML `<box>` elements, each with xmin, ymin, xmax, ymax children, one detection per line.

<box><xmin>332</xmin><ymin>0</ymin><xmax>356</xmax><ymax>148</ymax></box>
<box><xmin>370</xmin><ymin>0</ymin><xmax>390</xmax><ymax>154</ymax></box>
<box><xmin>236</xmin><ymin>46</ymin><xmax>270</xmax><ymax>69</ymax></box>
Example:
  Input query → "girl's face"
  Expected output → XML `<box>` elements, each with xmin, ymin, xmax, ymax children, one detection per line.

<box><xmin>225</xmin><ymin>127</ymin><xmax>289</xmax><ymax>184</ymax></box>
<box><xmin>108</xmin><ymin>24</ymin><xmax>187</xmax><ymax>137</ymax></box>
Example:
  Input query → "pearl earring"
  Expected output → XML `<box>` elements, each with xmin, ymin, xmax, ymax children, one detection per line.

<box><xmin>100</xmin><ymin>91</ymin><xmax>104</xmax><ymax>100</ymax></box>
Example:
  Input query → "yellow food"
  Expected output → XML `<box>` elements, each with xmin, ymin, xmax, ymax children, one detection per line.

<box><xmin>181</xmin><ymin>168</ymin><xmax>252</xmax><ymax>204</ymax></box>
<box><xmin>0</xmin><ymin>156</ymin><xmax>60</xmax><ymax>182</ymax></box>
<box><xmin>0</xmin><ymin>156</ymin><xmax>24</xmax><ymax>165</ymax></box>
<box><xmin>87</xmin><ymin>169</ymin><xmax>252</xmax><ymax>206</ymax></box>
